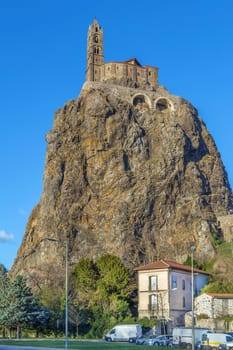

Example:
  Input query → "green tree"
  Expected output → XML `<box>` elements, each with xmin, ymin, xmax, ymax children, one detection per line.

<box><xmin>72</xmin><ymin>254</ymin><xmax>131</xmax><ymax>337</ymax></box>
<box><xmin>92</xmin><ymin>255</ymin><xmax>130</xmax><ymax>336</ymax></box>
<box><xmin>183</xmin><ymin>256</ymin><xmax>199</xmax><ymax>268</ymax></box>
<box><xmin>37</xmin><ymin>285</ymin><xmax>64</xmax><ymax>336</ymax></box>
<box><xmin>71</xmin><ymin>258</ymin><xmax>99</xmax><ymax>336</ymax></box>
<box><xmin>96</xmin><ymin>254</ymin><xmax>129</xmax><ymax>297</ymax></box>
<box><xmin>0</xmin><ymin>264</ymin><xmax>10</xmax><ymax>337</ymax></box>
<box><xmin>72</xmin><ymin>257</ymin><xmax>98</xmax><ymax>306</ymax></box>
<box><xmin>2</xmin><ymin>275</ymin><xmax>49</xmax><ymax>338</ymax></box>
<box><xmin>201</xmin><ymin>280</ymin><xmax>233</xmax><ymax>294</ymax></box>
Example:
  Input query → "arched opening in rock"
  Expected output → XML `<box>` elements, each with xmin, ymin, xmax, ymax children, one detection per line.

<box><xmin>156</xmin><ymin>98</ymin><xmax>170</xmax><ymax>111</ymax></box>
<box><xmin>132</xmin><ymin>94</ymin><xmax>151</xmax><ymax>108</ymax></box>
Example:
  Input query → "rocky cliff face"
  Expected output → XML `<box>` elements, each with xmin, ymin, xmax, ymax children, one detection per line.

<box><xmin>11</xmin><ymin>80</ymin><xmax>233</xmax><ymax>282</ymax></box>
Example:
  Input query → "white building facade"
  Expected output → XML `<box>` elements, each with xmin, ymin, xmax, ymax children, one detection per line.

<box><xmin>136</xmin><ymin>260</ymin><xmax>209</xmax><ymax>331</ymax></box>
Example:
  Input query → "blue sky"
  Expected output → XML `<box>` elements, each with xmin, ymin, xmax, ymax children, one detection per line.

<box><xmin>0</xmin><ymin>0</ymin><xmax>232</xmax><ymax>270</ymax></box>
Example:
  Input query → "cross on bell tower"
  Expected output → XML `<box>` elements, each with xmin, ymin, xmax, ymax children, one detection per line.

<box><xmin>86</xmin><ymin>18</ymin><xmax>104</xmax><ymax>81</ymax></box>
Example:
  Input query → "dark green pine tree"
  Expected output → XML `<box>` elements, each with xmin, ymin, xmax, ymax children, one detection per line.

<box><xmin>5</xmin><ymin>275</ymin><xmax>49</xmax><ymax>338</ymax></box>
<box><xmin>0</xmin><ymin>264</ymin><xmax>10</xmax><ymax>337</ymax></box>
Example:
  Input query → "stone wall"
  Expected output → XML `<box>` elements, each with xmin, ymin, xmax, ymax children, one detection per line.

<box><xmin>185</xmin><ymin>313</ymin><xmax>227</xmax><ymax>332</ymax></box>
<box><xmin>195</xmin><ymin>293</ymin><xmax>233</xmax><ymax>318</ymax></box>
<box><xmin>82</xmin><ymin>81</ymin><xmax>181</xmax><ymax>112</ymax></box>
<box><xmin>100</xmin><ymin>61</ymin><xmax>158</xmax><ymax>90</ymax></box>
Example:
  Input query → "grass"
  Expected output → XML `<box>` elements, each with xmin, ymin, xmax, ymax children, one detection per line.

<box><xmin>0</xmin><ymin>338</ymin><xmax>168</xmax><ymax>350</ymax></box>
<box><xmin>217</xmin><ymin>242</ymin><xmax>233</xmax><ymax>257</ymax></box>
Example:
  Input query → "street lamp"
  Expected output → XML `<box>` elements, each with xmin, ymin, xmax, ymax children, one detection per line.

<box><xmin>191</xmin><ymin>245</ymin><xmax>196</xmax><ymax>350</ymax></box>
<box><xmin>46</xmin><ymin>238</ymin><xmax>69</xmax><ymax>350</ymax></box>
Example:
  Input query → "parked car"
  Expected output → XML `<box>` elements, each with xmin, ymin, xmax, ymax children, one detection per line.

<box><xmin>105</xmin><ymin>324</ymin><xmax>142</xmax><ymax>342</ymax></box>
<box><xmin>156</xmin><ymin>335</ymin><xmax>173</xmax><ymax>346</ymax></box>
<box><xmin>136</xmin><ymin>334</ymin><xmax>173</xmax><ymax>346</ymax></box>
<box><xmin>144</xmin><ymin>335</ymin><xmax>167</xmax><ymax>346</ymax></box>
<box><xmin>136</xmin><ymin>335</ymin><xmax>151</xmax><ymax>345</ymax></box>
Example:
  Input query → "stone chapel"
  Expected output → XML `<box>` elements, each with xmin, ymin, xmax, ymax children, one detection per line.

<box><xmin>86</xmin><ymin>18</ymin><xmax>159</xmax><ymax>91</ymax></box>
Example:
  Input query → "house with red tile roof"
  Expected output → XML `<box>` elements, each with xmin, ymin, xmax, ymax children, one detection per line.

<box><xmin>195</xmin><ymin>293</ymin><xmax>233</xmax><ymax>319</ymax></box>
<box><xmin>135</xmin><ymin>259</ymin><xmax>209</xmax><ymax>332</ymax></box>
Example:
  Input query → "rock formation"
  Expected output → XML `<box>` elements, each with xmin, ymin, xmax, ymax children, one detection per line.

<box><xmin>10</xmin><ymin>79</ymin><xmax>233</xmax><ymax>283</ymax></box>
<box><xmin>10</xmin><ymin>18</ymin><xmax>233</xmax><ymax>285</ymax></box>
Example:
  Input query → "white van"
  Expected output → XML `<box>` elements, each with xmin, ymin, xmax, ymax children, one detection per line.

<box><xmin>104</xmin><ymin>324</ymin><xmax>142</xmax><ymax>342</ymax></box>
<box><xmin>201</xmin><ymin>333</ymin><xmax>233</xmax><ymax>349</ymax></box>
<box><xmin>172</xmin><ymin>327</ymin><xmax>211</xmax><ymax>347</ymax></box>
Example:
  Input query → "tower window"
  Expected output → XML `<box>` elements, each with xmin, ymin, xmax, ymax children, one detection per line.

<box><xmin>95</xmin><ymin>36</ymin><xmax>98</xmax><ymax>43</ymax></box>
<box><xmin>95</xmin><ymin>27</ymin><xmax>98</xmax><ymax>32</ymax></box>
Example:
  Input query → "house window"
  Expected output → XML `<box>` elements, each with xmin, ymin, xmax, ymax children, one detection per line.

<box><xmin>149</xmin><ymin>275</ymin><xmax>157</xmax><ymax>291</ymax></box>
<box><xmin>182</xmin><ymin>280</ymin><xmax>185</xmax><ymax>290</ymax></box>
<box><xmin>171</xmin><ymin>275</ymin><xmax>177</xmax><ymax>289</ymax></box>
<box><xmin>150</xmin><ymin>294</ymin><xmax>157</xmax><ymax>310</ymax></box>
<box><xmin>183</xmin><ymin>296</ymin><xmax>186</xmax><ymax>307</ymax></box>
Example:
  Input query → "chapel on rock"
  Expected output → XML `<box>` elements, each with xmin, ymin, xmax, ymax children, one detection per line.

<box><xmin>86</xmin><ymin>18</ymin><xmax>159</xmax><ymax>91</ymax></box>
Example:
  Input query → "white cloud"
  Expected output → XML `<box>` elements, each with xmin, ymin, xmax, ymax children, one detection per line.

<box><xmin>0</xmin><ymin>230</ymin><xmax>14</xmax><ymax>242</ymax></box>
<box><xmin>18</xmin><ymin>208</ymin><xmax>27</xmax><ymax>216</ymax></box>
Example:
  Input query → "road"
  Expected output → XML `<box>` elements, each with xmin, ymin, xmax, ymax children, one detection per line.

<box><xmin>0</xmin><ymin>347</ymin><xmax>66</xmax><ymax>350</ymax></box>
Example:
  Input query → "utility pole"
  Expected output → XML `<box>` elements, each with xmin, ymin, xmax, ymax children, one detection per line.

<box><xmin>45</xmin><ymin>238</ymin><xmax>69</xmax><ymax>350</ymax></box>
<box><xmin>191</xmin><ymin>245</ymin><xmax>196</xmax><ymax>350</ymax></box>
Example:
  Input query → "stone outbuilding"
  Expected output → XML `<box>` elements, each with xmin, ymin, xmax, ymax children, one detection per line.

<box><xmin>195</xmin><ymin>293</ymin><xmax>233</xmax><ymax>318</ymax></box>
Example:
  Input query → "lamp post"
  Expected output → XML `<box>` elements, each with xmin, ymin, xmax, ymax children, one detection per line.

<box><xmin>46</xmin><ymin>238</ymin><xmax>69</xmax><ymax>350</ymax></box>
<box><xmin>191</xmin><ymin>245</ymin><xmax>196</xmax><ymax>350</ymax></box>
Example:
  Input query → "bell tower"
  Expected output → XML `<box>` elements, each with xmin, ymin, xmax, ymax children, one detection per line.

<box><xmin>86</xmin><ymin>18</ymin><xmax>104</xmax><ymax>82</ymax></box>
